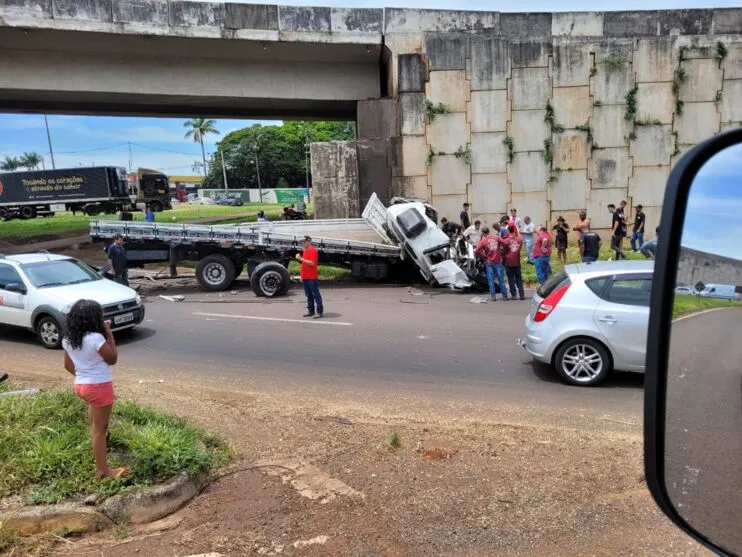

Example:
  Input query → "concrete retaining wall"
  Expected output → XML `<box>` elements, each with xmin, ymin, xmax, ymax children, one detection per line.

<box><xmin>677</xmin><ymin>247</ymin><xmax>742</xmax><ymax>288</ymax></box>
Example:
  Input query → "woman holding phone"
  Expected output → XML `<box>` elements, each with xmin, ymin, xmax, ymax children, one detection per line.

<box><xmin>63</xmin><ymin>300</ymin><xmax>130</xmax><ymax>479</ymax></box>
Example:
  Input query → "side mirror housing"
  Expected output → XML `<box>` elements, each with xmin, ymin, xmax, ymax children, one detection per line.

<box><xmin>5</xmin><ymin>283</ymin><xmax>26</xmax><ymax>295</ymax></box>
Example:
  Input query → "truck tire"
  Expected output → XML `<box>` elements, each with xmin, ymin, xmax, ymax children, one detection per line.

<box><xmin>196</xmin><ymin>254</ymin><xmax>236</xmax><ymax>292</ymax></box>
<box><xmin>250</xmin><ymin>261</ymin><xmax>290</xmax><ymax>298</ymax></box>
<box><xmin>20</xmin><ymin>206</ymin><xmax>36</xmax><ymax>220</ymax></box>
<box><xmin>247</xmin><ymin>257</ymin><xmax>268</xmax><ymax>277</ymax></box>
<box><xmin>85</xmin><ymin>204</ymin><xmax>101</xmax><ymax>217</ymax></box>
<box><xmin>150</xmin><ymin>201</ymin><xmax>163</xmax><ymax>212</ymax></box>
<box><xmin>0</xmin><ymin>208</ymin><xmax>8</xmax><ymax>220</ymax></box>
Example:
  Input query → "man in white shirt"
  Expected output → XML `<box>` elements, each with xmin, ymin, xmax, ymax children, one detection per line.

<box><xmin>464</xmin><ymin>219</ymin><xmax>483</xmax><ymax>245</ymax></box>
<box><xmin>521</xmin><ymin>216</ymin><xmax>536</xmax><ymax>264</ymax></box>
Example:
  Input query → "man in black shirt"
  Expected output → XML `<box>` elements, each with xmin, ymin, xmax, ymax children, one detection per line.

<box><xmin>459</xmin><ymin>203</ymin><xmax>471</xmax><ymax>230</ymax></box>
<box><xmin>608</xmin><ymin>203</ymin><xmax>627</xmax><ymax>260</ymax></box>
<box><xmin>630</xmin><ymin>204</ymin><xmax>646</xmax><ymax>252</ymax></box>
<box><xmin>107</xmin><ymin>234</ymin><xmax>129</xmax><ymax>286</ymax></box>
<box><xmin>581</xmin><ymin>232</ymin><xmax>601</xmax><ymax>262</ymax></box>
<box><xmin>440</xmin><ymin>217</ymin><xmax>462</xmax><ymax>240</ymax></box>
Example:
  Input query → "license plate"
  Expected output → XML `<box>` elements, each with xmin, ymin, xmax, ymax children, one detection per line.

<box><xmin>113</xmin><ymin>312</ymin><xmax>134</xmax><ymax>325</ymax></box>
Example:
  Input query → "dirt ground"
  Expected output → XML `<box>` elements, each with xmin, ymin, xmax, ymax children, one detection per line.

<box><xmin>2</xmin><ymin>357</ymin><xmax>709</xmax><ymax>557</ymax></box>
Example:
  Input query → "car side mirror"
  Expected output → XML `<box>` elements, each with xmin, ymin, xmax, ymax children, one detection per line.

<box><xmin>645</xmin><ymin>127</ymin><xmax>742</xmax><ymax>556</ymax></box>
<box><xmin>5</xmin><ymin>283</ymin><xmax>26</xmax><ymax>295</ymax></box>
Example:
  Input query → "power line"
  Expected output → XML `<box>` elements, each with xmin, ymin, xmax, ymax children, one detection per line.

<box><xmin>129</xmin><ymin>142</ymin><xmax>201</xmax><ymax>156</ymax></box>
<box><xmin>55</xmin><ymin>143</ymin><xmax>128</xmax><ymax>155</ymax></box>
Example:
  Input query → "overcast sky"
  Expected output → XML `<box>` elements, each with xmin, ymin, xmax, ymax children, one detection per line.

<box><xmin>1</xmin><ymin>0</ymin><xmax>738</xmax><ymax>174</ymax></box>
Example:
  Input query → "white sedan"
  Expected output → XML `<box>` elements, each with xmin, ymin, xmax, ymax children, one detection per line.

<box><xmin>0</xmin><ymin>253</ymin><xmax>144</xmax><ymax>348</ymax></box>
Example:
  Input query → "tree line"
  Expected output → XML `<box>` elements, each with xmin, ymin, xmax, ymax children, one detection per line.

<box><xmin>196</xmin><ymin>120</ymin><xmax>356</xmax><ymax>190</ymax></box>
<box><xmin>1</xmin><ymin>152</ymin><xmax>43</xmax><ymax>171</ymax></box>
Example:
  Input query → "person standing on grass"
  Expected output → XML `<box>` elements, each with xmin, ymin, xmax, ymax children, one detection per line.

<box><xmin>534</xmin><ymin>226</ymin><xmax>552</xmax><ymax>285</ymax></box>
<box><xmin>509</xmin><ymin>208</ymin><xmax>522</xmax><ymax>237</ymax></box>
<box><xmin>144</xmin><ymin>205</ymin><xmax>155</xmax><ymax>223</ymax></box>
<box><xmin>522</xmin><ymin>216</ymin><xmax>536</xmax><ymax>265</ymax></box>
<box><xmin>63</xmin><ymin>300</ymin><xmax>130</xmax><ymax>480</ymax></box>
<box><xmin>296</xmin><ymin>235</ymin><xmax>323</xmax><ymax>319</ymax></box>
<box><xmin>631</xmin><ymin>204</ymin><xmax>646</xmax><ymax>252</ymax></box>
<box><xmin>475</xmin><ymin>226</ymin><xmax>508</xmax><ymax>301</ymax></box>
<box><xmin>107</xmin><ymin>234</ymin><xmax>128</xmax><ymax>286</ymax></box>
<box><xmin>499</xmin><ymin>215</ymin><xmax>510</xmax><ymax>239</ymax></box>
<box><xmin>573</xmin><ymin>210</ymin><xmax>591</xmax><ymax>257</ymax></box>
<box><xmin>608</xmin><ymin>203</ymin><xmax>627</xmax><ymax>260</ymax></box>
<box><xmin>460</xmin><ymin>203</ymin><xmax>471</xmax><ymax>230</ymax></box>
<box><xmin>504</xmin><ymin>225</ymin><xmax>525</xmax><ymax>300</ymax></box>
<box><xmin>552</xmin><ymin>216</ymin><xmax>570</xmax><ymax>265</ymax></box>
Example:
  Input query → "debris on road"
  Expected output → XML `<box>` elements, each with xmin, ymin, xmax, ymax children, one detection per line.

<box><xmin>469</xmin><ymin>295</ymin><xmax>489</xmax><ymax>304</ymax></box>
<box><xmin>0</xmin><ymin>388</ymin><xmax>40</xmax><ymax>397</ymax></box>
<box><xmin>159</xmin><ymin>295</ymin><xmax>185</xmax><ymax>302</ymax></box>
<box><xmin>313</xmin><ymin>415</ymin><xmax>354</xmax><ymax>425</ymax></box>
<box><xmin>599</xmin><ymin>416</ymin><xmax>637</xmax><ymax>426</ymax></box>
<box><xmin>293</xmin><ymin>535</ymin><xmax>329</xmax><ymax>549</ymax></box>
<box><xmin>256</xmin><ymin>458</ymin><xmax>365</xmax><ymax>503</ymax></box>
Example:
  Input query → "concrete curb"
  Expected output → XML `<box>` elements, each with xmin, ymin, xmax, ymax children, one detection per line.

<box><xmin>0</xmin><ymin>473</ymin><xmax>209</xmax><ymax>535</ymax></box>
<box><xmin>100</xmin><ymin>472</ymin><xmax>210</xmax><ymax>525</ymax></box>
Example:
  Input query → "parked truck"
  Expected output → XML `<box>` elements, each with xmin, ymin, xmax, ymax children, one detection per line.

<box><xmin>90</xmin><ymin>194</ymin><xmax>489</xmax><ymax>296</ymax></box>
<box><xmin>127</xmin><ymin>168</ymin><xmax>172</xmax><ymax>213</ymax></box>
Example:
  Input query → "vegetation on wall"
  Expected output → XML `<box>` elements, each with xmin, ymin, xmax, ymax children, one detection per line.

<box><xmin>541</xmin><ymin>139</ymin><xmax>553</xmax><ymax>165</ymax></box>
<box><xmin>503</xmin><ymin>136</ymin><xmax>515</xmax><ymax>163</ymax></box>
<box><xmin>454</xmin><ymin>145</ymin><xmax>473</xmax><ymax>166</ymax></box>
<box><xmin>544</xmin><ymin>101</ymin><xmax>564</xmax><ymax>133</ymax></box>
<box><xmin>424</xmin><ymin>100</ymin><xmax>450</xmax><ymax>121</ymax></box>
<box><xmin>602</xmin><ymin>55</ymin><xmax>629</xmax><ymax>72</ymax></box>
<box><xmin>716</xmin><ymin>41</ymin><xmax>728</xmax><ymax>65</ymax></box>
<box><xmin>624</xmin><ymin>86</ymin><xmax>638</xmax><ymax>121</ymax></box>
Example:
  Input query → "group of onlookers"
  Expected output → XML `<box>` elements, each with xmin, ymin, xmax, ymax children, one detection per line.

<box><xmin>440</xmin><ymin>201</ymin><xmax>660</xmax><ymax>300</ymax></box>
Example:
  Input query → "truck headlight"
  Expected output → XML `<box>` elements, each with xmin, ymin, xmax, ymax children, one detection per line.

<box><xmin>135</xmin><ymin>294</ymin><xmax>142</xmax><ymax>306</ymax></box>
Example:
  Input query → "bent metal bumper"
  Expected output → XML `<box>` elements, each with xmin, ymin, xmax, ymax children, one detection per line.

<box><xmin>430</xmin><ymin>260</ymin><xmax>473</xmax><ymax>289</ymax></box>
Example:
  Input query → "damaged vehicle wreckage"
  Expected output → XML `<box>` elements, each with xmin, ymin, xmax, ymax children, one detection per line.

<box><xmin>90</xmin><ymin>194</ymin><xmax>492</xmax><ymax>297</ymax></box>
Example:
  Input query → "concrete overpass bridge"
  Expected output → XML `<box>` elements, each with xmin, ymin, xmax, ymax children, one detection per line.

<box><xmin>2</xmin><ymin>1</ymin><xmax>742</xmax><ymax>230</ymax></box>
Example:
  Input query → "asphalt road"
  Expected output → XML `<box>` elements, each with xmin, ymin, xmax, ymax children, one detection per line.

<box><xmin>0</xmin><ymin>282</ymin><xmax>644</xmax><ymax>416</ymax></box>
<box><xmin>665</xmin><ymin>308</ymin><xmax>742</xmax><ymax>555</ymax></box>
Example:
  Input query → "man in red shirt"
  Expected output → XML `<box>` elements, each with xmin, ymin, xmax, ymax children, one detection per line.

<box><xmin>534</xmin><ymin>226</ymin><xmax>553</xmax><ymax>285</ymax></box>
<box><xmin>295</xmin><ymin>235</ymin><xmax>323</xmax><ymax>318</ymax></box>
<box><xmin>503</xmin><ymin>225</ymin><xmax>525</xmax><ymax>300</ymax></box>
<box><xmin>475</xmin><ymin>226</ymin><xmax>509</xmax><ymax>301</ymax></box>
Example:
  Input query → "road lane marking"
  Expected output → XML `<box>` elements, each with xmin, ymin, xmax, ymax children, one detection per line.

<box><xmin>673</xmin><ymin>307</ymin><xmax>741</xmax><ymax>323</ymax></box>
<box><xmin>193</xmin><ymin>312</ymin><xmax>353</xmax><ymax>327</ymax></box>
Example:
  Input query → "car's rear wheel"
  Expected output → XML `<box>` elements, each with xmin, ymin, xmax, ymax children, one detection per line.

<box><xmin>553</xmin><ymin>337</ymin><xmax>611</xmax><ymax>386</ymax></box>
<box><xmin>36</xmin><ymin>315</ymin><xmax>63</xmax><ymax>349</ymax></box>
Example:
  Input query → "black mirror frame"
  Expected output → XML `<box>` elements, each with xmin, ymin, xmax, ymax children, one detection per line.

<box><xmin>645</xmin><ymin>127</ymin><xmax>742</xmax><ymax>557</ymax></box>
<box><xmin>4</xmin><ymin>283</ymin><xmax>26</xmax><ymax>295</ymax></box>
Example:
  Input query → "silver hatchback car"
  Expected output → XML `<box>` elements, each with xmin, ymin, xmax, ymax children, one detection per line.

<box><xmin>524</xmin><ymin>260</ymin><xmax>654</xmax><ymax>386</ymax></box>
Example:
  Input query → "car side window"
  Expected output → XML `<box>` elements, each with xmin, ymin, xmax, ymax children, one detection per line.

<box><xmin>586</xmin><ymin>277</ymin><xmax>610</xmax><ymax>297</ymax></box>
<box><xmin>0</xmin><ymin>264</ymin><xmax>24</xmax><ymax>290</ymax></box>
<box><xmin>604</xmin><ymin>278</ymin><xmax>652</xmax><ymax>307</ymax></box>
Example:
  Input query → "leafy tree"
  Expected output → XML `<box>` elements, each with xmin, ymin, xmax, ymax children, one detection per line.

<box><xmin>184</xmin><ymin>118</ymin><xmax>220</xmax><ymax>176</ymax></box>
<box><xmin>0</xmin><ymin>156</ymin><xmax>22</xmax><ymax>171</ymax></box>
<box><xmin>204</xmin><ymin>121</ymin><xmax>355</xmax><ymax>190</ymax></box>
<box><xmin>20</xmin><ymin>151</ymin><xmax>43</xmax><ymax>170</ymax></box>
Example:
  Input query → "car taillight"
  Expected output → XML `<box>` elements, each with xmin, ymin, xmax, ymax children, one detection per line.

<box><xmin>533</xmin><ymin>283</ymin><xmax>570</xmax><ymax>322</ymax></box>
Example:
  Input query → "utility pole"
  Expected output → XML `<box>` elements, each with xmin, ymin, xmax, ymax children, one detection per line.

<box><xmin>44</xmin><ymin>114</ymin><xmax>56</xmax><ymax>169</ymax></box>
<box><xmin>128</xmin><ymin>142</ymin><xmax>133</xmax><ymax>173</ymax></box>
<box><xmin>220</xmin><ymin>150</ymin><xmax>228</xmax><ymax>190</ymax></box>
<box><xmin>254</xmin><ymin>135</ymin><xmax>263</xmax><ymax>201</ymax></box>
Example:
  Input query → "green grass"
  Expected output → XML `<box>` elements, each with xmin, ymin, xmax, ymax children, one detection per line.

<box><xmin>519</xmin><ymin>243</ymin><xmax>647</xmax><ymax>285</ymax></box>
<box><xmin>385</xmin><ymin>432</ymin><xmax>402</xmax><ymax>449</ymax></box>
<box><xmin>0</xmin><ymin>388</ymin><xmax>229</xmax><ymax>504</ymax></box>
<box><xmin>672</xmin><ymin>296</ymin><xmax>742</xmax><ymax>319</ymax></box>
<box><xmin>287</xmin><ymin>261</ymin><xmax>351</xmax><ymax>281</ymax></box>
<box><xmin>0</xmin><ymin>203</ymin><xmax>289</xmax><ymax>241</ymax></box>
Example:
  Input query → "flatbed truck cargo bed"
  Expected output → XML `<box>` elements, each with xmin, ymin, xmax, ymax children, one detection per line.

<box><xmin>90</xmin><ymin>194</ymin><xmax>482</xmax><ymax>297</ymax></box>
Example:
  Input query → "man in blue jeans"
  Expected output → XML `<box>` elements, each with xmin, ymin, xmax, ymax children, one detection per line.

<box><xmin>533</xmin><ymin>226</ymin><xmax>553</xmax><ymax>285</ymax></box>
<box><xmin>295</xmin><ymin>235</ymin><xmax>324</xmax><ymax>318</ymax></box>
<box><xmin>630</xmin><ymin>204</ymin><xmax>646</xmax><ymax>252</ymax></box>
<box><xmin>475</xmin><ymin>226</ymin><xmax>509</xmax><ymax>301</ymax></box>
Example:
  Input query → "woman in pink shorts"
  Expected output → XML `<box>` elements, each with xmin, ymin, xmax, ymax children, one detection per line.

<box><xmin>63</xmin><ymin>299</ymin><xmax>130</xmax><ymax>479</ymax></box>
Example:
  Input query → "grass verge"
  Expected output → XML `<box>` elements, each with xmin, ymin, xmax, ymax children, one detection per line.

<box><xmin>0</xmin><ymin>388</ymin><xmax>229</xmax><ymax>505</ymax></box>
<box><xmin>287</xmin><ymin>261</ymin><xmax>351</xmax><ymax>281</ymax></box>
<box><xmin>672</xmin><ymin>296</ymin><xmax>742</xmax><ymax>319</ymax></box>
<box><xmin>0</xmin><ymin>203</ymin><xmax>291</xmax><ymax>242</ymax></box>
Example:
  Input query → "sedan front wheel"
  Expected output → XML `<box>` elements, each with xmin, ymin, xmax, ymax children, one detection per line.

<box><xmin>36</xmin><ymin>315</ymin><xmax>63</xmax><ymax>349</ymax></box>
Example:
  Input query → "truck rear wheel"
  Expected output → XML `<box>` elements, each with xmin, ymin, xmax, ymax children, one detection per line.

<box><xmin>0</xmin><ymin>208</ymin><xmax>8</xmax><ymax>220</ymax></box>
<box><xmin>250</xmin><ymin>261</ymin><xmax>290</xmax><ymax>298</ymax></box>
<box><xmin>20</xmin><ymin>206</ymin><xmax>36</xmax><ymax>220</ymax></box>
<box><xmin>85</xmin><ymin>204</ymin><xmax>101</xmax><ymax>216</ymax></box>
<box><xmin>150</xmin><ymin>201</ymin><xmax>163</xmax><ymax>212</ymax></box>
<box><xmin>196</xmin><ymin>254</ymin><xmax>236</xmax><ymax>292</ymax></box>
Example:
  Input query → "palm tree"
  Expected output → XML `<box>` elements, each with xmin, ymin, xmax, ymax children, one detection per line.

<box><xmin>184</xmin><ymin>118</ymin><xmax>219</xmax><ymax>176</ymax></box>
<box><xmin>20</xmin><ymin>151</ymin><xmax>43</xmax><ymax>170</ymax></box>
<box><xmin>0</xmin><ymin>156</ymin><xmax>22</xmax><ymax>171</ymax></box>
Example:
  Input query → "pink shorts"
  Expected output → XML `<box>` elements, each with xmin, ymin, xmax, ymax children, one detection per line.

<box><xmin>74</xmin><ymin>382</ymin><xmax>115</xmax><ymax>407</ymax></box>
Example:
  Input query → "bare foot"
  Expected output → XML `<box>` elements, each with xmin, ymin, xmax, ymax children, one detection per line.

<box><xmin>98</xmin><ymin>467</ymin><xmax>131</xmax><ymax>479</ymax></box>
